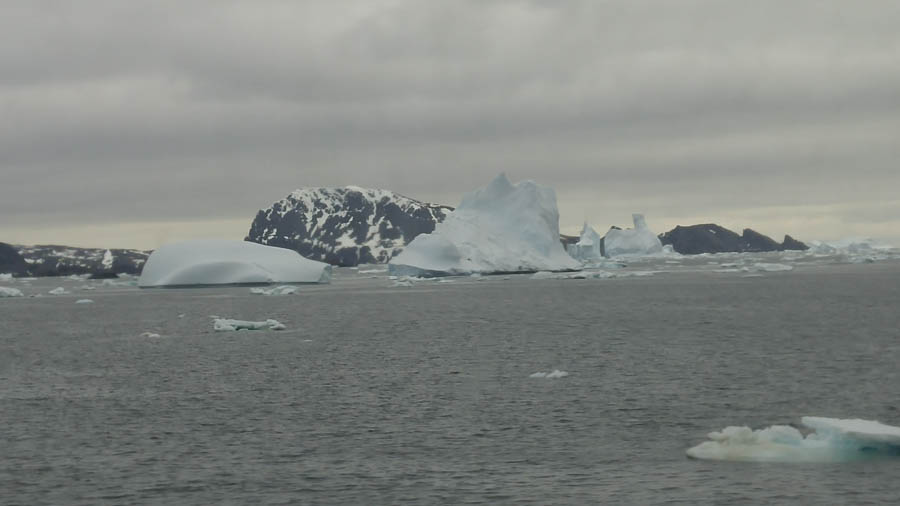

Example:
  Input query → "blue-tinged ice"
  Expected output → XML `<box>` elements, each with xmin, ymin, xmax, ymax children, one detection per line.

<box><xmin>687</xmin><ymin>417</ymin><xmax>900</xmax><ymax>462</ymax></box>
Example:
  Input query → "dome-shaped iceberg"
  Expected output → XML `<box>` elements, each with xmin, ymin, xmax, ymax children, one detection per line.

<box><xmin>138</xmin><ymin>239</ymin><xmax>331</xmax><ymax>287</ymax></box>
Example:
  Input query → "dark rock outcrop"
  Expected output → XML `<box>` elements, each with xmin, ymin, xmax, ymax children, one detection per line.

<box><xmin>246</xmin><ymin>187</ymin><xmax>453</xmax><ymax>266</ymax></box>
<box><xmin>0</xmin><ymin>242</ymin><xmax>29</xmax><ymax>276</ymax></box>
<box><xmin>659</xmin><ymin>224</ymin><xmax>808</xmax><ymax>255</ymax></box>
<box><xmin>13</xmin><ymin>245</ymin><xmax>149</xmax><ymax>277</ymax></box>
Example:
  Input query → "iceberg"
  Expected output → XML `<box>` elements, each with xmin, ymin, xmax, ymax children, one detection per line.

<box><xmin>567</xmin><ymin>223</ymin><xmax>604</xmax><ymax>262</ymax></box>
<box><xmin>213</xmin><ymin>318</ymin><xmax>286</xmax><ymax>332</ymax></box>
<box><xmin>389</xmin><ymin>174</ymin><xmax>581</xmax><ymax>276</ymax></box>
<box><xmin>603</xmin><ymin>214</ymin><xmax>664</xmax><ymax>257</ymax></box>
<box><xmin>0</xmin><ymin>286</ymin><xmax>24</xmax><ymax>297</ymax></box>
<box><xmin>0</xmin><ymin>273</ymin><xmax>13</xmax><ymax>282</ymax></box>
<box><xmin>75</xmin><ymin>299</ymin><xmax>94</xmax><ymax>304</ymax></box>
<box><xmin>48</xmin><ymin>287</ymin><xmax>69</xmax><ymax>295</ymax></box>
<box><xmin>138</xmin><ymin>239</ymin><xmax>331</xmax><ymax>288</ymax></box>
<box><xmin>687</xmin><ymin>416</ymin><xmax>900</xmax><ymax>463</ymax></box>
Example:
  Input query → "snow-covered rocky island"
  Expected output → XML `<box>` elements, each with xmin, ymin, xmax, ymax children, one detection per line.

<box><xmin>138</xmin><ymin>239</ymin><xmax>331</xmax><ymax>287</ymax></box>
<box><xmin>246</xmin><ymin>186</ymin><xmax>452</xmax><ymax>266</ymax></box>
<box><xmin>388</xmin><ymin>174</ymin><xmax>581</xmax><ymax>277</ymax></box>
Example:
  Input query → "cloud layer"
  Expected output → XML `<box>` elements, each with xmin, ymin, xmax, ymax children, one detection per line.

<box><xmin>2</xmin><ymin>0</ymin><xmax>898</xmax><ymax>247</ymax></box>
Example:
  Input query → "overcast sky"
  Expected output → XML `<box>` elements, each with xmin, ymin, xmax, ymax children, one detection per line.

<box><xmin>2</xmin><ymin>0</ymin><xmax>899</xmax><ymax>249</ymax></box>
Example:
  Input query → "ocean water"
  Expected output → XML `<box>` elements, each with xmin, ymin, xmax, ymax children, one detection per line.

<box><xmin>2</xmin><ymin>261</ymin><xmax>900</xmax><ymax>504</ymax></box>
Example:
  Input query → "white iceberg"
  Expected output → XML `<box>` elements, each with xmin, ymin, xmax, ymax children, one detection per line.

<box><xmin>48</xmin><ymin>287</ymin><xmax>69</xmax><ymax>295</ymax></box>
<box><xmin>602</xmin><ymin>214</ymin><xmax>664</xmax><ymax>257</ymax></box>
<box><xmin>389</xmin><ymin>174</ymin><xmax>581</xmax><ymax>276</ymax></box>
<box><xmin>0</xmin><ymin>286</ymin><xmax>24</xmax><ymax>297</ymax></box>
<box><xmin>687</xmin><ymin>416</ymin><xmax>900</xmax><ymax>463</ymax></box>
<box><xmin>567</xmin><ymin>223</ymin><xmax>604</xmax><ymax>262</ymax></box>
<box><xmin>139</xmin><ymin>239</ymin><xmax>331</xmax><ymax>287</ymax></box>
<box><xmin>213</xmin><ymin>318</ymin><xmax>287</xmax><ymax>332</ymax></box>
<box><xmin>0</xmin><ymin>273</ymin><xmax>13</xmax><ymax>282</ymax></box>
<box><xmin>75</xmin><ymin>299</ymin><xmax>94</xmax><ymax>304</ymax></box>
<box><xmin>139</xmin><ymin>332</ymin><xmax>162</xmax><ymax>338</ymax></box>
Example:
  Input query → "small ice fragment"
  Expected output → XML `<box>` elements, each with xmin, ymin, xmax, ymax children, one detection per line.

<box><xmin>250</xmin><ymin>285</ymin><xmax>299</xmax><ymax>296</ymax></box>
<box><xmin>75</xmin><ymin>299</ymin><xmax>94</xmax><ymax>304</ymax></box>
<box><xmin>530</xmin><ymin>370</ymin><xmax>569</xmax><ymax>379</ymax></box>
<box><xmin>752</xmin><ymin>263</ymin><xmax>793</xmax><ymax>272</ymax></box>
<box><xmin>213</xmin><ymin>318</ymin><xmax>286</xmax><ymax>332</ymax></box>
<box><xmin>0</xmin><ymin>273</ymin><xmax>13</xmax><ymax>282</ymax></box>
<box><xmin>139</xmin><ymin>332</ymin><xmax>161</xmax><ymax>338</ymax></box>
<box><xmin>49</xmin><ymin>287</ymin><xmax>68</xmax><ymax>295</ymax></box>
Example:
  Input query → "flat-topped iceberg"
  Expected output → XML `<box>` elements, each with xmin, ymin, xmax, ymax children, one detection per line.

<box><xmin>139</xmin><ymin>239</ymin><xmax>331</xmax><ymax>287</ymax></box>
<box><xmin>388</xmin><ymin>174</ymin><xmax>581</xmax><ymax>276</ymax></box>
<box><xmin>0</xmin><ymin>286</ymin><xmax>24</xmax><ymax>297</ymax></box>
<box><xmin>603</xmin><ymin>214</ymin><xmax>664</xmax><ymax>257</ymax></box>
<box><xmin>687</xmin><ymin>416</ymin><xmax>900</xmax><ymax>463</ymax></box>
<box><xmin>567</xmin><ymin>223</ymin><xmax>604</xmax><ymax>262</ymax></box>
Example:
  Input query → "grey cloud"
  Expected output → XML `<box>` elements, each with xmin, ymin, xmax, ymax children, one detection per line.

<box><xmin>1</xmin><ymin>0</ymin><xmax>899</xmax><ymax>243</ymax></box>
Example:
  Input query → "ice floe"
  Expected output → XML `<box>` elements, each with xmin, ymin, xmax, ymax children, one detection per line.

<box><xmin>0</xmin><ymin>273</ymin><xmax>13</xmax><ymax>282</ymax></box>
<box><xmin>139</xmin><ymin>332</ymin><xmax>161</xmax><ymax>338</ymax></box>
<box><xmin>687</xmin><ymin>416</ymin><xmax>900</xmax><ymax>462</ymax></box>
<box><xmin>48</xmin><ymin>287</ymin><xmax>69</xmax><ymax>295</ymax></box>
<box><xmin>250</xmin><ymin>285</ymin><xmax>299</xmax><ymax>296</ymax></box>
<box><xmin>75</xmin><ymin>299</ymin><xmax>94</xmax><ymax>304</ymax></box>
<box><xmin>389</xmin><ymin>174</ymin><xmax>581</xmax><ymax>277</ymax></box>
<box><xmin>0</xmin><ymin>286</ymin><xmax>24</xmax><ymax>297</ymax></box>
<box><xmin>213</xmin><ymin>318</ymin><xmax>287</xmax><ymax>332</ymax></box>
<box><xmin>139</xmin><ymin>239</ymin><xmax>331</xmax><ymax>287</ymax></box>
<box><xmin>529</xmin><ymin>370</ymin><xmax>569</xmax><ymax>379</ymax></box>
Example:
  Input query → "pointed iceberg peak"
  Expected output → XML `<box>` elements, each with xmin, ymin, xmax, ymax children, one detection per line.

<box><xmin>483</xmin><ymin>172</ymin><xmax>515</xmax><ymax>196</ymax></box>
<box><xmin>632</xmin><ymin>214</ymin><xmax>649</xmax><ymax>230</ymax></box>
<box><xmin>389</xmin><ymin>174</ymin><xmax>580</xmax><ymax>276</ymax></box>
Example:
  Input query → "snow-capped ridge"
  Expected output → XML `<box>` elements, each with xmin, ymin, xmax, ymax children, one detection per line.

<box><xmin>246</xmin><ymin>185</ymin><xmax>452</xmax><ymax>266</ymax></box>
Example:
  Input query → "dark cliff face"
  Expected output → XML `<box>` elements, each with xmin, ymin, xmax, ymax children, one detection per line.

<box><xmin>659</xmin><ymin>224</ymin><xmax>808</xmax><ymax>254</ymax></box>
<box><xmin>0</xmin><ymin>242</ymin><xmax>29</xmax><ymax>276</ymax></box>
<box><xmin>245</xmin><ymin>187</ymin><xmax>453</xmax><ymax>266</ymax></box>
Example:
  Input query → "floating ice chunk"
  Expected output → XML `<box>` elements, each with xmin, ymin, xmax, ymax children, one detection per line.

<box><xmin>139</xmin><ymin>239</ymin><xmax>331</xmax><ymax>287</ymax></box>
<box><xmin>0</xmin><ymin>286</ymin><xmax>24</xmax><ymax>297</ymax></box>
<box><xmin>79</xmin><ymin>285</ymin><xmax>96</xmax><ymax>291</ymax></box>
<box><xmin>687</xmin><ymin>417</ymin><xmax>900</xmax><ymax>462</ymax></box>
<box><xmin>213</xmin><ymin>318</ymin><xmax>286</xmax><ymax>332</ymax></box>
<box><xmin>750</xmin><ymin>263</ymin><xmax>793</xmax><ymax>272</ymax></box>
<box><xmin>603</xmin><ymin>214</ymin><xmax>664</xmax><ymax>257</ymax></box>
<box><xmin>48</xmin><ymin>287</ymin><xmax>69</xmax><ymax>295</ymax></box>
<box><xmin>139</xmin><ymin>332</ymin><xmax>161</xmax><ymax>338</ymax></box>
<box><xmin>0</xmin><ymin>273</ymin><xmax>13</xmax><ymax>282</ymax></box>
<box><xmin>250</xmin><ymin>285</ymin><xmax>299</xmax><ymax>296</ymax></box>
<box><xmin>529</xmin><ymin>370</ymin><xmax>569</xmax><ymax>379</ymax></box>
<box><xmin>75</xmin><ymin>299</ymin><xmax>94</xmax><ymax>304</ymax></box>
<box><xmin>389</xmin><ymin>174</ymin><xmax>581</xmax><ymax>277</ymax></box>
<box><xmin>358</xmin><ymin>268</ymin><xmax>385</xmax><ymax>274</ymax></box>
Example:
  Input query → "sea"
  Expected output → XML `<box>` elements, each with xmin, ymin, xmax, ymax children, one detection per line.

<box><xmin>2</xmin><ymin>252</ymin><xmax>900</xmax><ymax>505</ymax></box>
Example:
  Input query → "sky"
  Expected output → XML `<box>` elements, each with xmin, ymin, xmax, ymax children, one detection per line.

<box><xmin>2</xmin><ymin>0</ymin><xmax>899</xmax><ymax>250</ymax></box>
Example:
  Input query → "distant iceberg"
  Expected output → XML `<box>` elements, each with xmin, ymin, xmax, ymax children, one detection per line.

<box><xmin>687</xmin><ymin>416</ymin><xmax>900</xmax><ymax>463</ymax></box>
<box><xmin>603</xmin><ymin>214</ymin><xmax>664</xmax><ymax>257</ymax></box>
<box><xmin>0</xmin><ymin>286</ymin><xmax>24</xmax><ymax>298</ymax></box>
<box><xmin>138</xmin><ymin>239</ymin><xmax>331</xmax><ymax>287</ymax></box>
<box><xmin>567</xmin><ymin>223</ymin><xmax>604</xmax><ymax>262</ymax></box>
<box><xmin>388</xmin><ymin>174</ymin><xmax>581</xmax><ymax>277</ymax></box>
